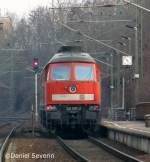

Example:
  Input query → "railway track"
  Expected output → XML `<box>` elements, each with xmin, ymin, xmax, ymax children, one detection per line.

<box><xmin>57</xmin><ymin>136</ymin><xmax>143</xmax><ymax>162</ymax></box>
<box><xmin>0</xmin><ymin>123</ymin><xmax>15</xmax><ymax>144</ymax></box>
<box><xmin>0</xmin><ymin>122</ymin><xmax>24</xmax><ymax>162</ymax></box>
<box><xmin>88</xmin><ymin>136</ymin><xmax>143</xmax><ymax>162</ymax></box>
<box><xmin>0</xmin><ymin>125</ymin><xmax>144</xmax><ymax>162</ymax></box>
<box><xmin>0</xmin><ymin>127</ymin><xmax>16</xmax><ymax>162</ymax></box>
<box><xmin>2</xmin><ymin>127</ymin><xmax>77</xmax><ymax>162</ymax></box>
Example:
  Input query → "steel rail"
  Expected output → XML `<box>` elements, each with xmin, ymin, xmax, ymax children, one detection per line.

<box><xmin>56</xmin><ymin>136</ymin><xmax>91</xmax><ymax>162</ymax></box>
<box><xmin>0</xmin><ymin>122</ymin><xmax>24</xmax><ymax>162</ymax></box>
<box><xmin>0</xmin><ymin>127</ymin><xmax>16</xmax><ymax>162</ymax></box>
<box><xmin>88</xmin><ymin>136</ymin><xmax>143</xmax><ymax>162</ymax></box>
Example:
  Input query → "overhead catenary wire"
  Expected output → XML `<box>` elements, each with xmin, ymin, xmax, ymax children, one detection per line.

<box><xmin>55</xmin><ymin>38</ymin><xmax>66</xmax><ymax>46</ymax></box>
<box><xmin>51</xmin><ymin>0</ymin><xmax>150</xmax><ymax>13</ymax></box>
<box><xmin>57</xmin><ymin>39</ymin><xmax>113</xmax><ymax>43</ymax></box>
<box><xmin>94</xmin><ymin>58</ymin><xmax>113</xmax><ymax>67</ymax></box>
<box><xmin>0</xmin><ymin>48</ymin><xmax>27</xmax><ymax>51</ymax></box>
<box><xmin>123</xmin><ymin>0</ymin><xmax>150</xmax><ymax>13</ymax></box>
<box><xmin>99</xmin><ymin>23</ymin><xmax>128</xmax><ymax>38</ymax></box>
<box><xmin>58</xmin><ymin>21</ymin><xmax>128</xmax><ymax>55</ymax></box>
<box><xmin>49</xmin><ymin>4</ymin><xmax>125</xmax><ymax>10</ymax></box>
<box><xmin>51</xmin><ymin>37</ymin><xmax>113</xmax><ymax>67</ymax></box>
<box><xmin>55</xmin><ymin>41</ymin><xmax>113</xmax><ymax>67</ymax></box>
<box><xmin>67</xmin><ymin>19</ymin><xmax>133</xmax><ymax>23</ymax></box>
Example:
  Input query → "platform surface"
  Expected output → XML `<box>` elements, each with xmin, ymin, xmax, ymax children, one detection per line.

<box><xmin>101</xmin><ymin>119</ymin><xmax>150</xmax><ymax>137</ymax></box>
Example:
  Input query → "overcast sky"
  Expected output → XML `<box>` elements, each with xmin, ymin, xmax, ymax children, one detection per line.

<box><xmin>0</xmin><ymin>0</ymin><xmax>53</xmax><ymax>17</ymax></box>
<box><xmin>0</xmin><ymin>0</ymin><xmax>84</xmax><ymax>17</ymax></box>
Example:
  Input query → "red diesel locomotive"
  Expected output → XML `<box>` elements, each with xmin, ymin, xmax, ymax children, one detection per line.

<box><xmin>40</xmin><ymin>46</ymin><xmax>101</xmax><ymax>130</ymax></box>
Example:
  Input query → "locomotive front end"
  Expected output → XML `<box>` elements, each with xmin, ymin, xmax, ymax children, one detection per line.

<box><xmin>40</xmin><ymin>46</ymin><xmax>101</xmax><ymax>130</ymax></box>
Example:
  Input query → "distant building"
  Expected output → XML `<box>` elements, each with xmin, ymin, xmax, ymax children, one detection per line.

<box><xmin>0</xmin><ymin>17</ymin><xmax>13</xmax><ymax>47</ymax></box>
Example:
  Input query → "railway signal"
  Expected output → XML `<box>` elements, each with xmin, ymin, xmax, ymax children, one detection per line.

<box><xmin>32</xmin><ymin>58</ymin><xmax>39</xmax><ymax>123</ymax></box>
<box><xmin>32</xmin><ymin>58</ymin><xmax>39</xmax><ymax>71</ymax></box>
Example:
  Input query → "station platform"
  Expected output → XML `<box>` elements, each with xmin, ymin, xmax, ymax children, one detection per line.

<box><xmin>101</xmin><ymin>119</ymin><xmax>150</xmax><ymax>138</ymax></box>
<box><xmin>100</xmin><ymin>119</ymin><xmax>150</xmax><ymax>153</ymax></box>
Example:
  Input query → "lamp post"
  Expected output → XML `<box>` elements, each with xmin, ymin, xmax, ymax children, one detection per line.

<box><xmin>117</xmin><ymin>42</ymin><xmax>127</xmax><ymax>111</ymax></box>
<box><xmin>124</xmin><ymin>0</ymin><xmax>144</xmax><ymax>78</ymax></box>
<box><xmin>126</xmin><ymin>25</ymin><xmax>139</xmax><ymax>105</ymax></box>
<box><xmin>126</xmin><ymin>25</ymin><xmax>139</xmax><ymax>79</ymax></box>
<box><xmin>121</xmin><ymin>36</ymin><xmax>133</xmax><ymax>118</ymax></box>
<box><xmin>134</xmin><ymin>27</ymin><xmax>139</xmax><ymax>79</ymax></box>
<box><xmin>118</xmin><ymin>41</ymin><xmax>133</xmax><ymax>119</ymax></box>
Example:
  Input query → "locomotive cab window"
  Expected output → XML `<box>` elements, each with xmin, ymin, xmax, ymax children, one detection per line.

<box><xmin>51</xmin><ymin>65</ymin><xmax>70</xmax><ymax>80</ymax></box>
<box><xmin>75</xmin><ymin>65</ymin><xmax>94</xmax><ymax>80</ymax></box>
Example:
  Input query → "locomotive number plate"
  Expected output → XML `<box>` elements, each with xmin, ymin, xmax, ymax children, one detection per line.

<box><xmin>52</xmin><ymin>94</ymin><xmax>94</xmax><ymax>101</ymax></box>
<box><xmin>66</xmin><ymin>107</ymin><xmax>81</xmax><ymax>111</ymax></box>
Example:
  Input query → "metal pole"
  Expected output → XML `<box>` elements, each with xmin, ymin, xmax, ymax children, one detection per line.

<box><xmin>117</xmin><ymin>52</ymin><xmax>120</xmax><ymax>108</ymax></box>
<box><xmin>122</xmin><ymin>76</ymin><xmax>125</xmax><ymax>110</ymax></box>
<box><xmin>52</xmin><ymin>0</ymin><xmax>56</xmax><ymax>41</ymax></box>
<box><xmin>134</xmin><ymin>27</ymin><xmax>139</xmax><ymax>76</ymax></box>
<box><xmin>134</xmin><ymin>26</ymin><xmax>139</xmax><ymax>104</ymax></box>
<box><xmin>115</xmin><ymin>44</ymin><xmax>121</xmax><ymax>109</ymax></box>
<box><xmin>10</xmin><ymin>52</ymin><xmax>14</xmax><ymax>110</ymax></box>
<box><xmin>135</xmin><ymin>0</ymin><xmax>139</xmax><ymax>77</ymax></box>
<box><xmin>31</xmin><ymin>104</ymin><xmax>35</xmax><ymax>137</ymax></box>
<box><xmin>128</xmin><ymin>37</ymin><xmax>132</xmax><ymax>113</ymax></box>
<box><xmin>52</xmin><ymin>0</ymin><xmax>54</xmax><ymax>19</ymax></box>
<box><xmin>35</xmin><ymin>72</ymin><xmax>38</xmax><ymax>122</ymax></box>
<box><xmin>138</xmin><ymin>0</ymin><xmax>143</xmax><ymax>78</ymax></box>
<box><xmin>110</xmin><ymin>54</ymin><xmax>113</xmax><ymax>119</ymax></box>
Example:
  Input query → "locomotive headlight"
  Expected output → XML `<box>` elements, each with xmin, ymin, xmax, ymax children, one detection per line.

<box><xmin>46</xmin><ymin>105</ymin><xmax>57</xmax><ymax>111</ymax></box>
<box><xmin>69</xmin><ymin>85</ymin><xmax>77</xmax><ymax>93</ymax></box>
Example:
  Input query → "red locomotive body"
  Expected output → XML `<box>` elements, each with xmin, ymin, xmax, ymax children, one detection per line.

<box><xmin>40</xmin><ymin>46</ymin><xmax>101</xmax><ymax>130</ymax></box>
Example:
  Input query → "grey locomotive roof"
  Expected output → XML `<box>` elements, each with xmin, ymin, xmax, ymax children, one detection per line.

<box><xmin>48</xmin><ymin>52</ymin><xmax>96</xmax><ymax>63</ymax></box>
